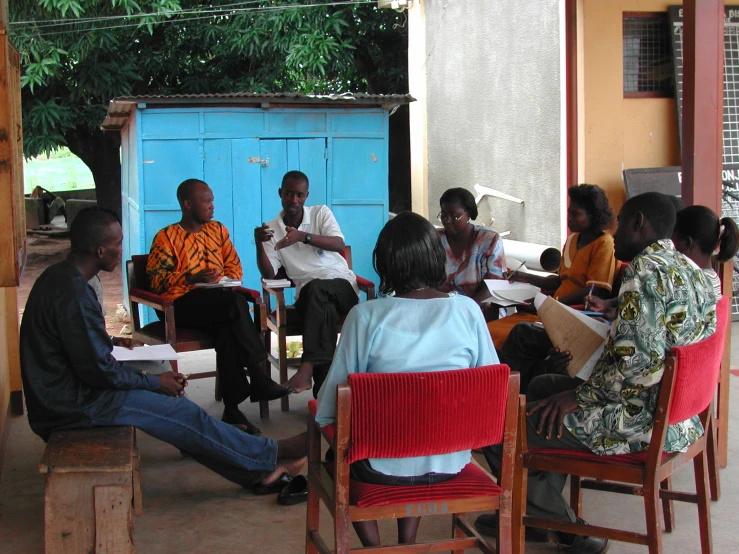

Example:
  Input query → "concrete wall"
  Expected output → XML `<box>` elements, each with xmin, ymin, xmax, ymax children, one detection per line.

<box><xmin>581</xmin><ymin>0</ymin><xmax>681</xmax><ymax>213</ymax></box>
<box><xmin>421</xmin><ymin>0</ymin><xmax>564</xmax><ymax>247</ymax></box>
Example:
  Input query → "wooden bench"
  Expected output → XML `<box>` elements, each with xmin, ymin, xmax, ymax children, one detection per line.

<box><xmin>38</xmin><ymin>426</ymin><xmax>142</xmax><ymax>554</ymax></box>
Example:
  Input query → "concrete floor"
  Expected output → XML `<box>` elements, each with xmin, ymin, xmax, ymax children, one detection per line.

<box><xmin>2</xmin><ymin>335</ymin><xmax>739</xmax><ymax>553</ymax></box>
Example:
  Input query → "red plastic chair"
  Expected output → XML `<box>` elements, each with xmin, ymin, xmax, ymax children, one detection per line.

<box><xmin>127</xmin><ymin>254</ymin><xmax>270</xmax><ymax>418</ymax></box>
<box><xmin>517</xmin><ymin>296</ymin><xmax>730</xmax><ymax>554</ymax></box>
<box><xmin>306</xmin><ymin>365</ymin><xmax>525</xmax><ymax>554</ymax></box>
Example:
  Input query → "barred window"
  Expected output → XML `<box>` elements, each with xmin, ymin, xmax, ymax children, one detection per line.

<box><xmin>623</xmin><ymin>13</ymin><xmax>674</xmax><ymax>97</ymax></box>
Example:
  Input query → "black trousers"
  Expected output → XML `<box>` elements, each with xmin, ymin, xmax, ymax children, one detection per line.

<box><xmin>294</xmin><ymin>278</ymin><xmax>358</xmax><ymax>396</ymax></box>
<box><xmin>499</xmin><ymin>322</ymin><xmax>554</xmax><ymax>394</ymax></box>
<box><xmin>167</xmin><ymin>288</ymin><xmax>268</xmax><ymax>407</ymax></box>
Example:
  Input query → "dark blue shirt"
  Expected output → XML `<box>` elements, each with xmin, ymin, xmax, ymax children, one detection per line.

<box><xmin>20</xmin><ymin>262</ymin><xmax>160</xmax><ymax>441</ymax></box>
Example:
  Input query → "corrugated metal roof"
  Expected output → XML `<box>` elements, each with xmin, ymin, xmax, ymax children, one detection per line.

<box><xmin>101</xmin><ymin>92</ymin><xmax>415</xmax><ymax>130</ymax></box>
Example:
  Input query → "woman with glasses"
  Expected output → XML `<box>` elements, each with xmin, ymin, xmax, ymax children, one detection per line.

<box><xmin>437</xmin><ymin>188</ymin><xmax>506</xmax><ymax>319</ymax></box>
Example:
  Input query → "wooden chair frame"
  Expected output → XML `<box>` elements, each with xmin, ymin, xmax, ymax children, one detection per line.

<box><xmin>517</xmin><ymin>352</ymin><xmax>719</xmax><ymax>554</ymax></box>
<box><xmin>262</xmin><ymin>246</ymin><xmax>376</xmax><ymax>412</ymax></box>
<box><xmin>305</xmin><ymin>373</ymin><xmax>525</xmax><ymax>554</ymax></box>
<box><xmin>127</xmin><ymin>255</ymin><xmax>270</xmax><ymax>419</ymax></box>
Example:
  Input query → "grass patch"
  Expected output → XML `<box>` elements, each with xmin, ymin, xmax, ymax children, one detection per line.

<box><xmin>23</xmin><ymin>148</ymin><xmax>95</xmax><ymax>193</ymax></box>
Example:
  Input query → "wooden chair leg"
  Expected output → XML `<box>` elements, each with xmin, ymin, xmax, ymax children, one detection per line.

<box><xmin>660</xmin><ymin>477</ymin><xmax>674</xmax><ymax>533</ymax></box>
<box><xmin>452</xmin><ymin>513</ymin><xmax>466</xmax><ymax>554</ymax></box>
<box><xmin>694</xmin><ymin>450</ymin><xmax>714</xmax><ymax>554</ymax></box>
<box><xmin>706</xmin><ymin>413</ymin><xmax>721</xmax><ymax>501</ymax></box>
<box><xmin>644</xmin><ymin>486</ymin><xmax>664</xmax><ymax>554</ymax></box>
<box><xmin>334</xmin><ymin>512</ymin><xmax>351</xmax><ymax>554</ymax></box>
<box><xmin>569</xmin><ymin>475</ymin><xmax>582</xmax><ymax>519</ymax></box>
<box><xmin>214</xmin><ymin>368</ymin><xmax>222</xmax><ymax>402</ymax></box>
<box><xmin>278</xmin><ymin>328</ymin><xmax>290</xmax><ymax>412</ymax></box>
<box><xmin>258</xmin><ymin>360</ymin><xmax>270</xmax><ymax>420</ymax></box>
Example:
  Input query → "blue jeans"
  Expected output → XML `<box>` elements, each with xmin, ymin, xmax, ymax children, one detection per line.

<box><xmin>105</xmin><ymin>390</ymin><xmax>277</xmax><ymax>488</ymax></box>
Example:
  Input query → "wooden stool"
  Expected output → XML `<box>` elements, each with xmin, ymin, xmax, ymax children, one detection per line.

<box><xmin>39</xmin><ymin>426</ymin><xmax>142</xmax><ymax>554</ymax></box>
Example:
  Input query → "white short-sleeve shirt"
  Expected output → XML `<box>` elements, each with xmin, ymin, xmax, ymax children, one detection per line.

<box><xmin>264</xmin><ymin>205</ymin><xmax>358</xmax><ymax>298</ymax></box>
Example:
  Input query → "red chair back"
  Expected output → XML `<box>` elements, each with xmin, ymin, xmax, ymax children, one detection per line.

<box><xmin>131</xmin><ymin>254</ymin><xmax>151</xmax><ymax>292</ymax></box>
<box><xmin>346</xmin><ymin>364</ymin><xmax>510</xmax><ymax>464</ymax></box>
<box><xmin>667</xmin><ymin>296</ymin><xmax>730</xmax><ymax>425</ymax></box>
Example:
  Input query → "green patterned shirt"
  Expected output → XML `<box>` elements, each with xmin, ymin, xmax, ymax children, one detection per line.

<box><xmin>564</xmin><ymin>240</ymin><xmax>717</xmax><ymax>455</ymax></box>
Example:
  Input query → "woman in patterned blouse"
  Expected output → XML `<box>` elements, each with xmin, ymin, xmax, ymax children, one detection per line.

<box><xmin>437</xmin><ymin>188</ymin><xmax>506</xmax><ymax>320</ymax></box>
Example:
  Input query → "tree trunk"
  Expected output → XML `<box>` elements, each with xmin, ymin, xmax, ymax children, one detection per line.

<box><xmin>64</xmin><ymin>128</ymin><xmax>122</xmax><ymax>219</ymax></box>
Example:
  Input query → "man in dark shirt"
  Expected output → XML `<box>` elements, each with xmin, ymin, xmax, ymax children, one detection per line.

<box><xmin>20</xmin><ymin>208</ymin><xmax>305</xmax><ymax>489</ymax></box>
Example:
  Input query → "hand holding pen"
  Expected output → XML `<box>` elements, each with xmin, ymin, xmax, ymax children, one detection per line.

<box><xmin>583</xmin><ymin>283</ymin><xmax>595</xmax><ymax>310</ymax></box>
<box><xmin>506</xmin><ymin>261</ymin><xmax>527</xmax><ymax>283</ymax></box>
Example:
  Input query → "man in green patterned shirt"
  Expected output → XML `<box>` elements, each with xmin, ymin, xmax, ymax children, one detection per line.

<box><xmin>477</xmin><ymin>193</ymin><xmax>717</xmax><ymax>553</ymax></box>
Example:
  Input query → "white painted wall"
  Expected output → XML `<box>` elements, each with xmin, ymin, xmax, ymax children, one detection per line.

<box><xmin>418</xmin><ymin>0</ymin><xmax>564</xmax><ymax>247</ymax></box>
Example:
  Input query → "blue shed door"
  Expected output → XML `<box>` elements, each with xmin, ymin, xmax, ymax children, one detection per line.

<box><xmin>230</xmin><ymin>138</ymin><xmax>327</xmax><ymax>302</ymax></box>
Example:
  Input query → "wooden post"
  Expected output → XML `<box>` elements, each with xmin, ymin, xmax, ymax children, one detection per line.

<box><xmin>565</xmin><ymin>0</ymin><xmax>578</xmax><ymax>190</ymax></box>
<box><xmin>682</xmin><ymin>0</ymin><xmax>731</xmax><ymax>469</ymax></box>
<box><xmin>680</xmin><ymin>0</ymin><xmax>724</xmax><ymax>209</ymax></box>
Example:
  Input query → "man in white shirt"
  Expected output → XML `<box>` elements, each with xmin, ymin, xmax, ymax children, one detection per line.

<box><xmin>254</xmin><ymin>171</ymin><xmax>359</xmax><ymax>396</ymax></box>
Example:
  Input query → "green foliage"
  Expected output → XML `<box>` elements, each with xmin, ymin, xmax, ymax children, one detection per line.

<box><xmin>11</xmin><ymin>0</ymin><xmax>408</xmax><ymax>160</ymax></box>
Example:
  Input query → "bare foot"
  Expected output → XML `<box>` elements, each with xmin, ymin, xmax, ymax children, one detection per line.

<box><xmin>283</xmin><ymin>362</ymin><xmax>314</xmax><ymax>393</ymax></box>
<box><xmin>261</xmin><ymin>456</ymin><xmax>307</xmax><ymax>486</ymax></box>
<box><xmin>275</xmin><ymin>432</ymin><xmax>309</xmax><ymax>459</ymax></box>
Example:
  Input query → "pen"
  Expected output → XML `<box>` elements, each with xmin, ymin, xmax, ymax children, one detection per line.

<box><xmin>584</xmin><ymin>283</ymin><xmax>595</xmax><ymax>310</ymax></box>
<box><xmin>507</xmin><ymin>261</ymin><xmax>526</xmax><ymax>282</ymax></box>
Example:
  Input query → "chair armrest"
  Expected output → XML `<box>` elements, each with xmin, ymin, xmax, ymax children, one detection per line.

<box><xmin>262</xmin><ymin>284</ymin><xmax>295</xmax><ymax>297</ymax></box>
<box><xmin>234</xmin><ymin>286</ymin><xmax>262</xmax><ymax>303</ymax></box>
<box><xmin>355</xmin><ymin>275</ymin><xmax>376</xmax><ymax>300</ymax></box>
<box><xmin>129</xmin><ymin>288</ymin><xmax>172</xmax><ymax>310</ymax></box>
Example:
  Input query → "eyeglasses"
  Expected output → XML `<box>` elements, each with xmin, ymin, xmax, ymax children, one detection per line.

<box><xmin>437</xmin><ymin>211</ymin><xmax>467</xmax><ymax>223</ymax></box>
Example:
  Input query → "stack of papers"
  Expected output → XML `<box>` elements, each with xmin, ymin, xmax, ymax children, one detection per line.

<box><xmin>262</xmin><ymin>278</ymin><xmax>293</xmax><ymax>288</ymax></box>
<box><xmin>113</xmin><ymin>344</ymin><xmax>180</xmax><ymax>361</ymax></box>
<box><xmin>194</xmin><ymin>277</ymin><xmax>242</xmax><ymax>288</ymax></box>
<box><xmin>534</xmin><ymin>293</ymin><xmax>610</xmax><ymax>380</ymax></box>
<box><xmin>481</xmin><ymin>280</ymin><xmax>541</xmax><ymax>307</ymax></box>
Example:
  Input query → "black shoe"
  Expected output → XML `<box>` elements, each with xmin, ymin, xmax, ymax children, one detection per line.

<box><xmin>474</xmin><ymin>513</ymin><xmax>548</xmax><ymax>543</ymax></box>
<box><xmin>249</xmin><ymin>377</ymin><xmax>294</xmax><ymax>402</ymax></box>
<box><xmin>277</xmin><ymin>475</ymin><xmax>308</xmax><ymax>506</ymax></box>
<box><xmin>552</xmin><ymin>519</ymin><xmax>610</xmax><ymax>554</ymax></box>
<box><xmin>252</xmin><ymin>474</ymin><xmax>292</xmax><ymax>495</ymax></box>
<box><xmin>222</xmin><ymin>408</ymin><xmax>261</xmax><ymax>436</ymax></box>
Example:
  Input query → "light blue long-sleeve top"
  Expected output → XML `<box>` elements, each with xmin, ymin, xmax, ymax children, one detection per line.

<box><xmin>316</xmin><ymin>293</ymin><xmax>499</xmax><ymax>477</ymax></box>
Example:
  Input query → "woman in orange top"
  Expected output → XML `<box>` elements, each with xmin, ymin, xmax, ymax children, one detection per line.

<box><xmin>487</xmin><ymin>184</ymin><xmax>616</xmax><ymax>350</ymax></box>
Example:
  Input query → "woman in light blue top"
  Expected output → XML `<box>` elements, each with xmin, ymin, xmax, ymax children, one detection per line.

<box><xmin>316</xmin><ymin>211</ymin><xmax>499</xmax><ymax>547</ymax></box>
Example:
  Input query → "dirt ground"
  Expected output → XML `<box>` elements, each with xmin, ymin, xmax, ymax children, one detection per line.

<box><xmin>17</xmin><ymin>235</ymin><xmax>130</xmax><ymax>336</ymax></box>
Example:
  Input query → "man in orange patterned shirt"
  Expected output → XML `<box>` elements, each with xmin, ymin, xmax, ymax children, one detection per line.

<box><xmin>147</xmin><ymin>179</ymin><xmax>291</xmax><ymax>434</ymax></box>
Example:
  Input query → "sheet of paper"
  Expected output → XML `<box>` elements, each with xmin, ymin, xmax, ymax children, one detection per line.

<box><xmin>481</xmin><ymin>281</ymin><xmax>540</xmax><ymax>306</ymax></box>
<box><xmin>113</xmin><ymin>344</ymin><xmax>180</xmax><ymax>362</ymax></box>
<box><xmin>195</xmin><ymin>277</ymin><xmax>241</xmax><ymax>289</ymax></box>
<box><xmin>262</xmin><ymin>278</ymin><xmax>292</xmax><ymax>288</ymax></box>
<box><xmin>535</xmin><ymin>293</ymin><xmax>610</xmax><ymax>378</ymax></box>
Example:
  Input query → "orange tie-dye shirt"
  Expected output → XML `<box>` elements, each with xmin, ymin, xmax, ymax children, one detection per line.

<box><xmin>146</xmin><ymin>221</ymin><xmax>243</xmax><ymax>300</ymax></box>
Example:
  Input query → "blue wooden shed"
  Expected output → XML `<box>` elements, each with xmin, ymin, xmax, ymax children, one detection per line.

<box><xmin>101</xmin><ymin>92</ymin><xmax>413</xmax><ymax>318</ymax></box>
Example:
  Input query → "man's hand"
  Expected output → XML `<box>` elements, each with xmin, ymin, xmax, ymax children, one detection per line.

<box><xmin>254</xmin><ymin>223</ymin><xmax>274</xmax><ymax>243</ymax></box>
<box><xmin>275</xmin><ymin>226</ymin><xmax>307</xmax><ymax>251</ymax></box>
<box><xmin>111</xmin><ymin>336</ymin><xmax>138</xmax><ymax>349</ymax></box>
<box><xmin>544</xmin><ymin>348</ymin><xmax>572</xmax><ymax>375</ymax></box>
<box><xmin>158</xmin><ymin>372</ymin><xmax>187</xmax><ymax>397</ymax></box>
<box><xmin>586</xmin><ymin>296</ymin><xmax>618</xmax><ymax>321</ymax></box>
<box><xmin>185</xmin><ymin>269</ymin><xmax>220</xmax><ymax>284</ymax></box>
<box><xmin>528</xmin><ymin>390</ymin><xmax>579</xmax><ymax>439</ymax></box>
